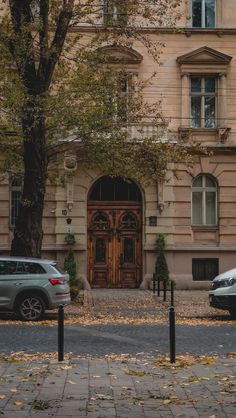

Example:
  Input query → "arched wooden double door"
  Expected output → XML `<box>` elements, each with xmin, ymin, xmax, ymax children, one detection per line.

<box><xmin>88</xmin><ymin>177</ymin><xmax>142</xmax><ymax>288</ymax></box>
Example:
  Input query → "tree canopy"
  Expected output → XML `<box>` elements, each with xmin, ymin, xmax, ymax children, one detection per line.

<box><xmin>0</xmin><ymin>0</ymin><xmax>198</xmax><ymax>256</ymax></box>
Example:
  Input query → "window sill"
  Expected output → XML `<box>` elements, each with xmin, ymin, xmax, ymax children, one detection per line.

<box><xmin>179</xmin><ymin>127</ymin><xmax>217</xmax><ymax>133</ymax></box>
<box><xmin>184</xmin><ymin>28</ymin><xmax>226</xmax><ymax>37</ymax></box>
<box><xmin>192</xmin><ymin>225</ymin><xmax>218</xmax><ymax>231</ymax></box>
<box><xmin>178</xmin><ymin>127</ymin><xmax>231</xmax><ymax>143</ymax></box>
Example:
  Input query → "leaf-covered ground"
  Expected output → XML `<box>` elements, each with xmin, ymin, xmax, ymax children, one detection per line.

<box><xmin>0</xmin><ymin>290</ymin><xmax>233</xmax><ymax>326</ymax></box>
<box><xmin>0</xmin><ymin>351</ymin><xmax>236</xmax><ymax>417</ymax></box>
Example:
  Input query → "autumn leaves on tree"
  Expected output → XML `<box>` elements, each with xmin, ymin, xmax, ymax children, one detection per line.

<box><xmin>0</xmin><ymin>0</ymin><xmax>196</xmax><ymax>257</ymax></box>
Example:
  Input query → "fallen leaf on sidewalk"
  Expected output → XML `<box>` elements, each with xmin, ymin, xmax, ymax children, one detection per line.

<box><xmin>14</xmin><ymin>400</ymin><xmax>23</xmax><ymax>407</ymax></box>
<box><xmin>32</xmin><ymin>400</ymin><xmax>50</xmax><ymax>410</ymax></box>
<box><xmin>0</xmin><ymin>395</ymin><xmax>6</xmax><ymax>400</ymax></box>
<box><xmin>67</xmin><ymin>380</ymin><xmax>76</xmax><ymax>385</ymax></box>
<box><xmin>125</xmin><ymin>370</ymin><xmax>146</xmax><ymax>377</ymax></box>
<box><xmin>95</xmin><ymin>394</ymin><xmax>114</xmax><ymax>400</ymax></box>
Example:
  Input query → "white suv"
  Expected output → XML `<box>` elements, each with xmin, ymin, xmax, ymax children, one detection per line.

<box><xmin>0</xmin><ymin>257</ymin><xmax>70</xmax><ymax>321</ymax></box>
<box><xmin>209</xmin><ymin>267</ymin><xmax>236</xmax><ymax>318</ymax></box>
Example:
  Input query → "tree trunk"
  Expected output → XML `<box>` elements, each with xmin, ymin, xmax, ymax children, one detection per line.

<box><xmin>11</xmin><ymin>97</ymin><xmax>48</xmax><ymax>258</ymax></box>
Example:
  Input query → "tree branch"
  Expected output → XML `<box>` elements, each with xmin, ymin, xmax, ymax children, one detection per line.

<box><xmin>8</xmin><ymin>0</ymin><xmax>37</xmax><ymax>92</ymax></box>
<box><xmin>40</xmin><ymin>0</ymin><xmax>74</xmax><ymax>92</ymax></box>
<box><xmin>38</xmin><ymin>0</ymin><xmax>49</xmax><ymax>71</ymax></box>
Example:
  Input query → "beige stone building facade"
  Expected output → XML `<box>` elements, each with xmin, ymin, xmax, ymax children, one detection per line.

<box><xmin>2</xmin><ymin>0</ymin><xmax>236</xmax><ymax>289</ymax></box>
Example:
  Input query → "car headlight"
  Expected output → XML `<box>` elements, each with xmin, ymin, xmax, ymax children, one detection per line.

<box><xmin>227</xmin><ymin>277</ymin><xmax>236</xmax><ymax>286</ymax></box>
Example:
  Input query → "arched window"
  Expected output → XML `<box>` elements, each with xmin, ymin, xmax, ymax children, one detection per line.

<box><xmin>89</xmin><ymin>176</ymin><xmax>141</xmax><ymax>202</ymax></box>
<box><xmin>10</xmin><ymin>178</ymin><xmax>22</xmax><ymax>226</ymax></box>
<box><xmin>192</xmin><ymin>174</ymin><xmax>217</xmax><ymax>225</ymax></box>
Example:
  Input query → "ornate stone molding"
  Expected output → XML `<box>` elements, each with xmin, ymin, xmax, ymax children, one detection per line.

<box><xmin>218</xmin><ymin>127</ymin><xmax>231</xmax><ymax>143</ymax></box>
<box><xmin>64</xmin><ymin>152</ymin><xmax>77</xmax><ymax>211</ymax></box>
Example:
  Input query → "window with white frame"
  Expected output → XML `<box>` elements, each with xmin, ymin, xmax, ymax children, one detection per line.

<box><xmin>104</xmin><ymin>73</ymin><xmax>131</xmax><ymax>122</ymax></box>
<box><xmin>116</xmin><ymin>74</ymin><xmax>130</xmax><ymax>122</ymax></box>
<box><xmin>190</xmin><ymin>77</ymin><xmax>217</xmax><ymax>128</ymax></box>
<box><xmin>102</xmin><ymin>0</ymin><xmax>128</xmax><ymax>26</ymax></box>
<box><xmin>192</xmin><ymin>0</ymin><xmax>216</xmax><ymax>28</ymax></box>
<box><xmin>10</xmin><ymin>178</ymin><xmax>22</xmax><ymax>226</ymax></box>
<box><xmin>192</xmin><ymin>174</ymin><xmax>217</xmax><ymax>225</ymax></box>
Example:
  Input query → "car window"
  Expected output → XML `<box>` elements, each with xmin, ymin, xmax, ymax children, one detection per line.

<box><xmin>51</xmin><ymin>263</ymin><xmax>65</xmax><ymax>274</ymax></box>
<box><xmin>21</xmin><ymin>262</ymin><xmax>46</xmax><ymax>274</ymax></box>
<box><xmin>0</xmin><ymin>261</ymin><xmax>17</xmax><ymax>274</ymax></box>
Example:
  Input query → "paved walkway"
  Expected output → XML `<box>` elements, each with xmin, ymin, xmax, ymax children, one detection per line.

<box><xmin>0</xmin><ymin>353</ymin><xmax>236</xmax><ymax>417</ymax></box>
<box><xmin>0</xmin><ymin>290</ymin><xmax>235</xmax><ymax>417</ymax></box>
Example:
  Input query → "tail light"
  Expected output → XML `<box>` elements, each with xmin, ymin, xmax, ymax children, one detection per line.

<box><xmin>49</xmin><ymin>278</ymin><xmax>66</xmax><ymax>285</ymax></box>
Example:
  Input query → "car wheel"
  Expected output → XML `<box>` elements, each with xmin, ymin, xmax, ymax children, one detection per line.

<box><xmin>229</xmin><ymin>309</ymin><xmax>236</xmax><ymax>320</ymax></box>
<box><xmin>17</xmin><ymin>294</ymin><xmax>45</xmax><ymax>321</ymax></box>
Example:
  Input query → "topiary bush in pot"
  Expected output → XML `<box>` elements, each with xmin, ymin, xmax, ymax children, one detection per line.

<box><xmin>155</xmin><ymin>233</ymin><xmax>169</xmax><ymax>285</ymax></box>
<box><xmin>64</xmin><ymin>249</ymin><xmax>79</xmax><ymax>300</ymax></box>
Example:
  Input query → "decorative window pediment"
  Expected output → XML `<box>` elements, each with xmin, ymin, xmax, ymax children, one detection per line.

<box><xmin>177</xmin><ymin>46</ymin><xmax>232</xmax><ymax>69</ymax></box>
<box><xmin>97</xmin><ymin>46</ymin><xmax>143</xmax><ymax>65</ymax></box>
<box><xmin>177</xmin><ymin>46</ymin><xmax>232</xmax><ymax>137</ymax></box>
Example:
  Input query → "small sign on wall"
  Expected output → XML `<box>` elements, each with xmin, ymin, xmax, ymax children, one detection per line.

<box><xmin>149</xmin><ymin>216</ymin><xmax>157</xmax><ymax>227</ymax></box>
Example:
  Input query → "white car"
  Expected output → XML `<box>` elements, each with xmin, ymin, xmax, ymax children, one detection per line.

<box><xmin>209</xmin><ymin>267</ymin><xmax>236</xmax><ymax>318</ymax></box>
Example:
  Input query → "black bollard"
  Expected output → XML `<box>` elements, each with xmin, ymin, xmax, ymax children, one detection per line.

<box><xmin>171</xmin><ymin>281</ymin><xmax>174</xmax><ymax>307</ymax></box>
<box><xmin>153</xmin><ymin>273</ymin><xmax>156</xmax><ymax>294</ymax></box>
<box><xmin>58</xmin><ymin>304</ymin><xmax>64</xmax><ymax>362</ymax></box>
<box><xmin>163</xmin><ymin>280</ymin><xmax>167</xmax><ymax>302</ymax></box>
<box><xmin>157</xmin><ymin>276</ymin><xmax>160</xmax><ymax>297</ymax></box>
<box><xmin>169</xmin><ymin>306</ymin><xmax>176</xmax><ymax>363</ymax></box>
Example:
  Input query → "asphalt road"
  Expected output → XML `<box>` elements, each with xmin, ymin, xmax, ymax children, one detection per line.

<box><xmin>0</xmin><ymin>322</ymin><xmax>235</xmax><ymax>356</ymax></box>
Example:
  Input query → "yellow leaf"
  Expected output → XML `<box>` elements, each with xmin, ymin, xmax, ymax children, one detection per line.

<box><xmin>67</xmin><ymin>380</ymin><xmax>76</xmax><ymax>385</ymax></box>
<box><xmin>0</xmin><ymin>395</ymin><xmax>6</xmax><ymax>399</ymax></box>
<box><xmin>163</xmin><ymin>399</ymin><xmax>171</xmax><ymax>405</ymax></box>
<box><xmin>10</xmin><ymin>388</ymin><xmax>18</xmax><ymax>393</ymax></box>
<box><xmin>14</xmin><ymin>400</ymin><xmax>23</xmax><ymax>406</ymax></box>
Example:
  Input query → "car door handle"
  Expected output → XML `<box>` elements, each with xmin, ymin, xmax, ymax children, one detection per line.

<box><xmin>13</xmin><ymin>282</ymin><xmax>23</xmax><ymax>286</ymax></box>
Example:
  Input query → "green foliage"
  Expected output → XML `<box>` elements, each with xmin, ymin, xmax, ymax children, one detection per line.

<box><xmin>0</xmin><ymin>0</ymin><xmax>201</xmax><ymax>257</ymax></box>
<box><xmin>65</xmin><ymin>231</ymin><xmax>76</xmax><ymax>246</ymax></box>
<box><xmin>64</xmin><ymin>248</ymin><xmax>78</xmax><ymax>287</ymax></box>
<box><xmin>0</xmin><ymin>0</ymin><xmax>193</xmax><ymax>185</ymax></box>
<box><xmin>155</xmin><ymin>234</ymin><xmax>169</xmax><ymax>283</ymax></box>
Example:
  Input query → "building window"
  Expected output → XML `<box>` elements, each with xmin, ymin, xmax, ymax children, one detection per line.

<box><xmin>89</xmin><ymin>176</ymin><xmax>142</xmax><ymax>202</ymax></box>
<box><xmin>192</xmin><ymin>174</ymin><xmax>217</xmax><ymax>225</ymax></box>
<box><xmin>10</xmin><ymin>178</ymin><xmax>22</xmax><ymax>226</ymax></box>
<box><xmin>190</xmin><ymin>77</ymin><xmax>217</xmax><ymax>128</ymax></box>
<box><xmin>103</xmin><ymin>0</ymin><xmax>128</xmax><ymax>26</ymax></box>
<box><xmin>192</xmin><ymin>0</ymin><xmax>216</xmax><ymax>28</ymax></box>
<box><xmin>116</xmin><ymin>75</ymin><xmax>130</xmax><ymax>122</ymax></box>
<box><xmin>103</xmin><ymin>73</ymin><xmax>131</xmax><ymax>123</ymax></box>
<box><xmin>192</xmin><ymin>258</ymin><xmax>218</xmax><ymax>281</ymax></box>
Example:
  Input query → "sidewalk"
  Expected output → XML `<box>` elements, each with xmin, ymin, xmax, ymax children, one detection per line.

<box><xmin>0</xmin><ymin>352</ymin><xmax>236</xmax><ymax>417</ymax></box>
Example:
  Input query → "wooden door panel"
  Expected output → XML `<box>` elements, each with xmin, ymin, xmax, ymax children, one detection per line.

<box><xmin>88</xmin><ymin>206</ymin><xmax>142</xmax><ymax>288</ymax></box>
<box><xmin>120</xmin><ymin>271</ymin><xmax>137</xmax><ymax>288</ymax></box>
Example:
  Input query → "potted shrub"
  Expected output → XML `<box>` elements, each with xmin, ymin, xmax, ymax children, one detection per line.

<box><xmin>64</xmin><ymin>249</ymin><xmax>79</xmax><ymax>300</ymax></box>
<box><xmin>155</xmin><ymin>233</ymin><xmax>169</xmax><ymax>285</ymax></box>
<box><xmin>65</xmin><ymin>231</ymin><xmax>76</xmax><ymax>246</ymax></box>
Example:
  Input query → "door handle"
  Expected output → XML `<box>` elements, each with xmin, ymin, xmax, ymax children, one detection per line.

<box><xmin>14</xmin><ymin>282</ymin><xmax>23</xmax><ymax>286</ymax></box>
